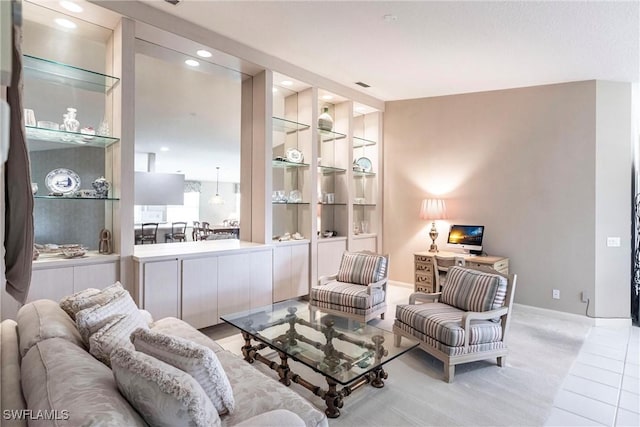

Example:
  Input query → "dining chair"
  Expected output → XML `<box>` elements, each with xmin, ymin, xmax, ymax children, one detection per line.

<box><xmin>192</xmin><ymin>221</ymin><xmax>200</xmax><ymax>241</ymax></box>
<box><xmin>140</xmin><ymin>223</ymin><xmax>159</xmax><ymax>244</ymax></box>
<box><xmin>165</xmin><ymin>221</ymin><xmax>187</xmax><ymax>243</ymax></box>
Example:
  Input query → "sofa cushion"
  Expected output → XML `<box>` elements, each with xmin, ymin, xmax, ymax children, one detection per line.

<box><xmin>16</xmin><ymin>299</ymin><xmax>84</xmax><ymax>357</ymax></box>
<box><xmin>151</xmin><ymin>317</ymin><xmax>225</xmax><ymax>353</ymax></box>
<box><xmin>21</xmin><ymin>337</ymin><xmax>146</xmax><ymax>426</ymax></box>
<box><xmin>215</xmin><ymin>351</ymin><xmax>327</xmax><ymax>427</ymax></box>
<box><xmin>440</xmin><ymin>267</ymin><xmax>503</xmax><ymax>312</ymax></box>
<box><xmin>111</xmin><ymin>347</ymin><xmax>220</xmax><ymax>427</ymax></box>
<box><xmin>131</xmin><ymin>328</ymin><xmax>235</xmax><ymax>415</ymax></box>
<box><xmin>90</xmin><ymin>314</ymin><xmax>149</xmax><ymax>366</ymax></box>
<box><xmin>310</xmin><ymin>281</ymin><xmax>385</xmax><ymax>310</ymax></box>
<box><xmin>336</xmin><ymin>252</ymin><xmax>387</xmax><ymax>285</ymax></box>
<box><xmin>394</xmin><ymin>302</ymin><xmax>503</xmax><ymax>348</ymax></box>
<box><xmin>1</xmin><ymin>320</ymin><xmax>26</xmax><ymax>427</ymax></box>
<box><xmin>75</xmin><ymin>290</ymin><xmax>144</xmax><ymax>344</ymax></box>
<box><xmin>59</xmin><ymin>282</ymin><xmax>124</xmax><ymax>320</ymax></box>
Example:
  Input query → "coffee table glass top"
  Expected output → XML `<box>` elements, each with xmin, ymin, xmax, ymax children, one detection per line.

<box><xmin>221</xmin><ymin>300</ymin><xmax>418</xmax><ymax>385</ymax></box>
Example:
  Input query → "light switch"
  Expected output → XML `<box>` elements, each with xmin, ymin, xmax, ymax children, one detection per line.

<box><xmin>607</xmin><ymin>237</ymin><xmax>621</xmax><ymax>247</ymax></box>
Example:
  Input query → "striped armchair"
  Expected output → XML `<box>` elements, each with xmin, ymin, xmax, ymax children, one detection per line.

<box><xmin>394</xmin><ymin>265</ymin><xmax>517</xmax><ymax>382</ymax></box>
<box><xmin>309</xmin><ymin>251</ymin><xmax>389</xmax><ymax>323</ymax></box>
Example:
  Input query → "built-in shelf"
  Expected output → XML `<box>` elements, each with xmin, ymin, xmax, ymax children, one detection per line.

<box><xmin>26</xmin><ymin>126</ymin><xmax>119</xmax><ymax>148</ymax></box>
<box><xmin>272</xmin><ymin>117</ymin><xmax>310</xmax><ymax>134</ymax></box>
<box><xmin>353</xmin><ymin>170</ymin><xmax>376</xmax><ymax>177</ymax></box>
<box><xmin>317</xmin><ymin>202</ymin><xmax>347</xmax><ymax>206</ymax></box>
<box><xmin>272</xmin><ymin>159</ymin><xmax>310</xmax><ymax>168</ymax></box>
<box><xmin>319</xmin><ymin>129</ymin><xmax>347</xmax><ymax>142</ymax></box>
<box><xmin>318</xmin><ymin>165</ymin><xmax>347</xmax><ymax>174</ymax></box>
<box><xmin>317</xmin><ymin>236</ymin><xmax>347</xmax><ymax>243</ymax></box>
<box><xmin>353</xmin><ymin>233</ymin><xmax>377</xmax><ymax>240</ymax></box>
<box><xmin>34</xmin><ymin>195</ymin><xmax>120</xmax><ymax>201</ymax></box>
<box><xmin>23</xmin><ymin>54</ymin><xmax>119</xmax><ymax>93</ymax></box>
<box><xmin>353</xmin><ymin>136</ymin><xmax>377</xmax><ymax>148</ymax></box>
<box><xmin>353</xmin><ymin>203</ymin><xmax>377</xmax><ymax>207</ymax></box>
<box><xmin>272</xmin><ymin>202</ymin><xmax>310</xmax><ymax>205</ymax></box>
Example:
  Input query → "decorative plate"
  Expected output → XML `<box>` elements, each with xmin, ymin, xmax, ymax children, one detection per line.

<box><xmin>285</xmin><ymin>148</ymin><xmax>304</xmax><ymax>163</ymax></box>
<box><xmin>45</xmin><ymin>168</ymin><xmax>81</xmax><ymax>194</ymax></box>
<box><xmin>355</xmin><ymin>157</ymin><xmax>372</xmax><ymax>172</ymax></box>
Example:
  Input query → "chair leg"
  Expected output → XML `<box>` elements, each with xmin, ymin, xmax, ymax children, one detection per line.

<box><xmin>444</xmin><ymin>364</ymin><xmax>455</xmax><ymax>383</ymax></box>
<box><xmin>394</xmin><ymin>334</ymin><xmax>401</xmax><ymax>347</ymax></box>
<box><xmin>497</xmin><ymin>356</ymin><xmax>506</xmax><ymax>367</ymax></box>
<box><xmin>380</xmin><ymin>312</ymin><xmax>385</xmax><ymax>320</ymax></box>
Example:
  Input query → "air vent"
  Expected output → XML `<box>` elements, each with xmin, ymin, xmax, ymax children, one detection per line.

<box><xmin>355</xmin><ymin>81</ymin><xmax>370</xmax><ymax>88</ymax></box>
<box><xmin>164</xmin><ymin>0</ymin><xmax>180</xmax><ymax>5</ymax></box>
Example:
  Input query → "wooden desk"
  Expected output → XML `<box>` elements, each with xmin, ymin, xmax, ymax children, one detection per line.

<box><xmin>414</xmin><ymin>251</ymin><xmax>509</xmax><ymax>293</ymax></box>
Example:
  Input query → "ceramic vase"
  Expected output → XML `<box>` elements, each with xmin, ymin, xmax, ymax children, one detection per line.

<box><xmin>318</xmin><ymin>107</ymin><xmax>334</xmax><ymax>131</ymax></box>
<box><xmin>92</xmin><ymin>176</ymin><xmax>110</xmax><ymax>199</ymax></box>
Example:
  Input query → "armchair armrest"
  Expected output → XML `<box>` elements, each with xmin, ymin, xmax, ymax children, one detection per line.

<box><xmin>366</xmin><ymin>277</ymin><xmax>387</xmax><ymax>295</ymax></box>
<box><xmin>460</xmin><ymin>306</ymin><xmax>510</xmax><ymax>350</ymax></box>
<box><xmin>318</xmin><ymin>274</ymin><xmax>338</xmax><ymax>286</ymax></box>
<box><xmin>409</xmin><ymin>292</ymin><xmax>442</xmax><ymax>305</ymax></box>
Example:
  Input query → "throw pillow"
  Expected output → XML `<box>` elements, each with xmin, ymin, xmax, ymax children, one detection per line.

<box><xmin>59</xmin><ymin>282</ymin><xmax>125</xmax><ymax>320</ymax></box>
<box><xmin>90</xmin><ymin>314</ymin><xmax>149</xmax><ymax>366</ymax></box>
<box><xmin>336</xmin><ymin>251</ymin><xmax>388</xmax><ymax>285</ymax></box>
<box><xmin>111</xmin><ymin>347</ymin><xmax>220</xmax><ymax>427</ymax></box>
<box><xmin>131</xmin><ymin>328</ymin><xmax>235</xmax><ymax>415</ymax></box>
<box><xmin>441</xmin><ymin>267</ymin><xmax>500</xmax><ymax>313</ymax></box>
<box><xmin>75</xmin><ymin>290</ymin><xmax>144</xmax><ymax>344</ymax></box>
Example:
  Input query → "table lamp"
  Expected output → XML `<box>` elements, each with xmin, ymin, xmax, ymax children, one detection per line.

<box><xmin>419</xmin><ymin>199</ymin><xmax>447</xmax><ymax>252</ymax></box>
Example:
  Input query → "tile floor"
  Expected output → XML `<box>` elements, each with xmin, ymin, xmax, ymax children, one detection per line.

<box><xmin>545</xmin><ymin>323</ymin><xmax>640</xmax><ymax>427</ymax></box>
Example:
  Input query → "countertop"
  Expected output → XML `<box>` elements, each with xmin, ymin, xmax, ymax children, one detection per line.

<box><xmin>133</xmin><ymin>240</ymin><xmax>270</xmax><ymax>262</ymax></box>
<box><xmin>33</xmin><ymin>251</ymin><xmax>120</xmax><ymax>269</ymax></box>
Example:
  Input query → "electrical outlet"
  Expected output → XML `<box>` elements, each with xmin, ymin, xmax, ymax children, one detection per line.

<box><xmin>552</xmin><ymin>289</ymin><xmax>560</xmax><ymax>299</ymax></box>
<box><xmin>581</xmin><ymin>291</ymin><xmax>589</xmax><ymax>303</ymax></box>
<box><xmin>607</xmin><ymin>237</ymin><xmax>621</xmax><ymax>247</ymax></box>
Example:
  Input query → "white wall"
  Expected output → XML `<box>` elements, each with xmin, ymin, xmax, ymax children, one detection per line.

<box><xmin>384</xmin><ymin>81</ymin><xmax>632</xmax><ymax>317</ymax></box>
<box><xmin>199</xmin><ymin>181</ymin><xmax>239</xmax><ymax>225</ymax></box>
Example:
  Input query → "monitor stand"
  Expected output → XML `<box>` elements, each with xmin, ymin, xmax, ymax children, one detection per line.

<box><xmin>469</xmin><ymin>249</ymin><xmax>483</xmax><ymax>256</ymax></box>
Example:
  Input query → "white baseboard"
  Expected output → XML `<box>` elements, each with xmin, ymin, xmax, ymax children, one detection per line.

<box><xmin>513</xmin><ymin>303</ymin><xmax>633</xmax><ymax>327</ymax></box>
<box><xmin>389</xmin><ymin>280</ymin><xmax>413</xmax><ymax>289</ymax></box>
<box><xmin>593</xmin><ymin>317</ymin><xmax>633</xmax><ymax>327</ymax></box>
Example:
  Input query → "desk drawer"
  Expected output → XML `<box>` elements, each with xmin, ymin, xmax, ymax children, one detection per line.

<box><xmin>415</xmin><ymin>273</ymin><xmax>433</xmax><ymax>284</ymax></box>
<box><xmin>415</xmin><ymin>254</ymin><xmax>432</xmax><ymax>263</ymax></box>
<box><xmin>415</xmin><ymin>262</ymin><xmax>433</xmax><ymax>273</ymax></box>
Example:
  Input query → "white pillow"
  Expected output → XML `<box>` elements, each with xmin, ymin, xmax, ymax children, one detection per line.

<box><xmin>90</xmin><ymin>314</ymin><xmax>148</xmax><ymax>366</ymax></box>
<box><xmin>131</xmin><ymin>328</ymin><xmax>235</xmax><ymax>415</ymax></box>
<box><xmin>59</xmin><ymin>282</ymin><xmax>124</xmax><ymax>320</ymax></box>
<box><xmin>75</xmin><ymin>290</ymin><xmax>143</xmax><ymax>344</ymax></box>
<box><xmin>111</xmin><ymin>347</ymin><xmax>220</xmax><ymax>427</ymax></box>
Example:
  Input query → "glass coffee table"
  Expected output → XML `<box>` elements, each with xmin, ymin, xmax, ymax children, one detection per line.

<box><xmin>221</xmin><ymin>299</ymin><xmax>418</xmax><ymax>418</ymax></box>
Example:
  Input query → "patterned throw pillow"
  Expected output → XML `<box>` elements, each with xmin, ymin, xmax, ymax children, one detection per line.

<box><xmin>90</xmin><ymin>314</ymin><xmax>149</xmax><ymax>366</ymax></box>
<box><xmin>59</xmin><ymin>282</ymin><xmax>125</xmax><ymax>320</ymax></box>
<box><xmin>336</xmin><ymin>252</ymin><xmax>388</xmax><ymax>286</ymax></box>
<box><xmin>441</xmin><ymin>267</ymin><xmax>501</xmax><ymax>313</ymax></box>
<box><xmin>131</xmin><ymin>328</ymin><xmax>235</xmax><ymax>415</ymax></box>
<box><xmin>75</xmin><ymin>290</ymin><xmax>144</xmax><ymax>344</ymax></box>
<box><xmin>111</xmin><ymin>347</ymin><xmax>220</xmax><ymax>427</ymax></box>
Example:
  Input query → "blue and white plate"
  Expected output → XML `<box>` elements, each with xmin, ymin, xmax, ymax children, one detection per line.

<box><xmin>355</xmin><ymin>157</ymin><xmax>372</xmax><ymax>172</ymax></box>
<box><xmin>45</xmin><ymin>168</ymin><xmax>81</xmax><ymax>194</ymax></box>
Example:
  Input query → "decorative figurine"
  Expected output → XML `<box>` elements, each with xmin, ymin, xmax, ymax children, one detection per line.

<box><xmin>92</xmin><ymin>176</ymin><xmax>111</xmax><ymax>199</ymax></box>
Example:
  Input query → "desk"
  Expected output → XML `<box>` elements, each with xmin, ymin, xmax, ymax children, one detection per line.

<box><xmin>414</xmin><ymin>251</ymin><xmax>509</xmax><ymax>293</ymax></box>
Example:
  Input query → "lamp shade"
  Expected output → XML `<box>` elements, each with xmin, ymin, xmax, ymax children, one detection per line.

<box><xmin>419</xmin><ymin>199</ymin><xmax>447</xmax><ymax>221</ymax></box>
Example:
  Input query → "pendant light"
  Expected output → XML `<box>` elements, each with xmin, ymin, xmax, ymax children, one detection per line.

<box><xmin>209</xmin><ymin>166</ymin><xmax>225</xmax><ymax>205</ymax></box>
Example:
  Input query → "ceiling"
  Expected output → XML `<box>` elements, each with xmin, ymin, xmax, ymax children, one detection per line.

<box><xmin>143</xmin><ymin>0</ymin><xmax>639</xmax><ymax>102</ymax></box>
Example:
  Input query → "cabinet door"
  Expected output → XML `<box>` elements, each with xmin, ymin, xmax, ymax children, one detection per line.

<box><xmin>273</xmin><ymin>246</ymin><xmax>292</xmax><ymax>303</ymax></box>
<box><xmin>350</xmin><ymin>237</ymin><xmax>377</xmax><ymax>253</ymax></box>
<box><xmin>291</xmin><ymin>244</ymin><xmax>309</xmax><ymax>298</ymax></box>
<box><xmin>250</xmin><ymin>250</ymin><xmax>273</xmax><ymax>309</ymax></box>
<box><xmin>182</xmin><ymin>257</ymin><xmax>218</xmax><ymax>329</ymax></box>
<box><xmin>217</xmin><ymin>253</ymin><xmax>251</xmax><ymax>321</ymax></box>
<box><xmin>143</xmin><ymin>260</ymin><xmax>179</xmax><ymax>320</ymax></box>
<box><xmin>29</xmin><ymin>267</ymin><xmax>75</xmax><ymax>303</ymax></box>
<box><xmin>73</xmin><ymin>262</ymin><xmax>118</xmax><ymax>292</ymax></box>
<box><xmin>317</xmin><ymin>240</ymin><xmax>346</xmax><ymax>279</ymax></box>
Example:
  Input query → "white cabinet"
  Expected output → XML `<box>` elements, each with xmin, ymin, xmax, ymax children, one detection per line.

<box><xmin>29</xmin><ymin>268</ymin><xmax>75</xmax><ymax>302</ymax></box>
<box><xmin>349</xmin><ymin>236</ymin><xmax>377</xmax><ymax>253</ymax></box>
<box><xmin>143</xmin><ymin>260</ymin><xmax>180</xmax><ymax>320</ymax></box>
<box><xmin>73</xmin><ymin>262</ymin><xmax>118</xmax><ymax>292</ymax></box>
<box><xmin>250</xmin><ymin>249</ymin><xmax>274</xmax><ymax>309</ymax></box>
<box><xmin>317</xmin><ymin>238</ymin><xmax>347</xmax><ymax>279</ymax></box>
<box><xmin>273</xmin><ymin>243</ymin><xmax>309</xmax><ymax>302</ymax></box>
<box><xmin>217</xmin><ymin>253</ymin><xmax>252</xmax><ymax>321</ymax></box>
<box><xmin>182</xmin><ymin>257</ymin><xmax>218</xmax><ymax>329</ymax></box>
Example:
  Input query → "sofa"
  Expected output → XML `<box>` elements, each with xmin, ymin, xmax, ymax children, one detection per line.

<box><xmin>0</xmin><ymin>294</ymin><xmax>328</xmax><ymax>427</ymax></box>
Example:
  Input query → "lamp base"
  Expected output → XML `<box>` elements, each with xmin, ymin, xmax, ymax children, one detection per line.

<box><xmin>428</xmin><ymin>221</ymin><xmax>439</xmax><ymax>253</ymax></box>
<box><xmin>428</xmin><ymin>242</ymin><xmax>439</xmax><ymax>253</ymax></box>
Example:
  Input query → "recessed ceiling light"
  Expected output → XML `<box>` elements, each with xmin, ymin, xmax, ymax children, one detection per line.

<box><xmin>184</xmin><ymin>59</ymin><xmax>199</xmax><ymax>67</ymax></box>
<box><xmin>322</xmin><ymin>95</ymin><xmax>333</xmax><ymax>100</ymax></box>
<box><xmin>281</xmin><ymin>80</ymin><xmax>293</xmax><ymax>86</ymax></box>
<box><xmin>54</xmin><ymin>18</ymin><xmax>76</xmax><ymax>29</ymax></box>
<box><xmin>196</xmin><ymin>49</ymin><xmax>212</xmax><ymax>58</ymax></box>
<box><xmin>160</xmin><ymin>147</ymin><xmax>170</xmax><ymax>152</ymax></box>
<box><xmin>59</xmin><ymin>1</ymin><xmax>83</xmax><ymax>13</ymax></box>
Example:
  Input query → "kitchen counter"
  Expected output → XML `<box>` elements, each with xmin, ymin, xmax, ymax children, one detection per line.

<box><xmin>132</xmin><ymin>239</ymin><xmax>269</xmax><ymax>262</ymax></box>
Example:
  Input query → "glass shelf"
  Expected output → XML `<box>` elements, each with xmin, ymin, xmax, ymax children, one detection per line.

<box><xmin>353</xmin><ymin>170</ymin><xmax>376</xmax><ymax>177</ymax></box>
<box><xmin>353</xmin><ymin>203</ymin><xmax>377</xmax><ymax>207</ymax></box>
<box><xmin>319</xmin><ymin>129</ymin><xmax>347</xmax><ymax>142</ymax></box>
<box><xmin>23</xmin><ymin>55</ymin><xmax>119</xmax><ymax>93</ymax></box>
<box><xmin>34</xmin><ymin>195</ymin><xmax>120</xmax><ymax>201</ymax></box>
<box><xmin>26</xmin><ymin>126</ymin><xmax>119</xmax><ymax>148</ymax></box>
<box><xmin>353</xmin><ymin>136</ymin><xmax>377</xmax><ymax>148</ymax></box>
<box><xmin>272</xmin><ymin>117</ymin><xmax>310</xmax><ymax>134</ymax></box>
<box><xmin>317</xmin><ymin>202</ymin><xmax>347</xmax><ymax>206</ymax></box>
<box><xmin>318</xmin><ymin>165</ymin><xmax>347</xmax><ymax>174</ymax></box>
<box><xmin>272</xmin><ymin>202</ymin><xmax>310</xmax><ymax>205</ymax></box>
<box><xmin>272</xmin><ymin>159</ymin><xmax>310</xmax><ymax>168</ymax></box>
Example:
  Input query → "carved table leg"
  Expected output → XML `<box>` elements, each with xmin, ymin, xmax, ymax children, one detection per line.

<box><xmin>241</xmin><ymin>331</ymin><xmax>255</xmax><ymax>363</ymax></box>
<box><xmin>277</xmin><ymin>351</ymin><xmax>292</xmax><ymax>386</ymax></box>
<box><xmin>324</xmin><ymin>378</ymin><xmax>344</xmax><ymax>418</ymax></box>
<box><xmin>370</xmin><ymin>367</ymin><xmax>388</xmax><ymax>388</ymax></box>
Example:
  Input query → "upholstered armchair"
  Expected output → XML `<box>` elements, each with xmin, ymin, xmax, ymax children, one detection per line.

<box><xmin>394</xmin><ymin>265</ymin><xmax>517</xmax><ymax>382</ymax></box>
<box><xmin>309</xmin><ymin>251</ymin><xmax>389</xmax><ymax>323</ymax></box>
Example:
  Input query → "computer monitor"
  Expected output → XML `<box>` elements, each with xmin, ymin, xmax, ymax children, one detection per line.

<box><xmin>447</xmin><ymin>225</ymin><xmax>485</xmax><ymax>254</ymax></box>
